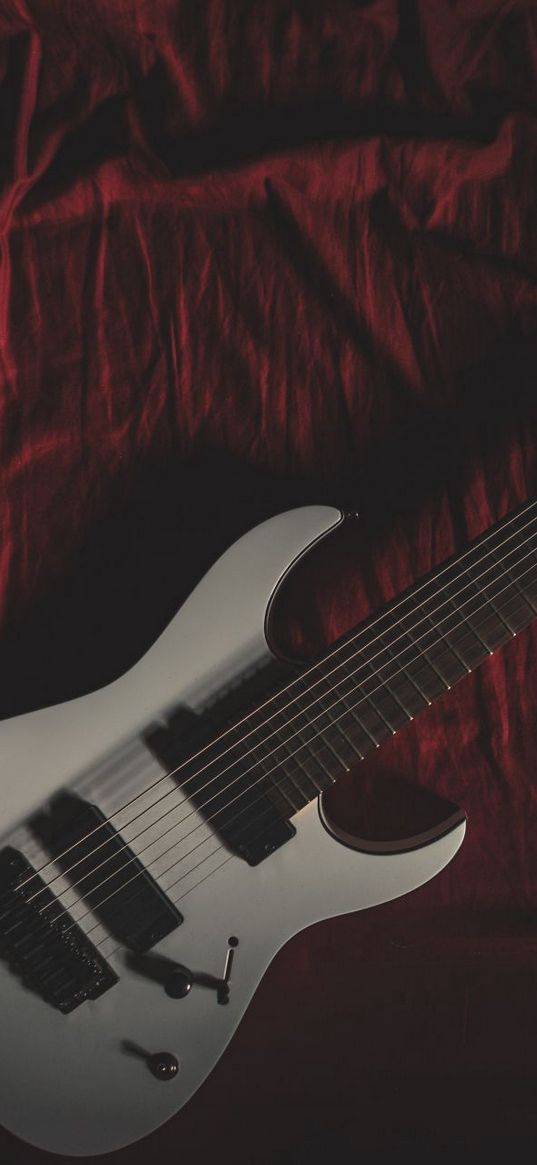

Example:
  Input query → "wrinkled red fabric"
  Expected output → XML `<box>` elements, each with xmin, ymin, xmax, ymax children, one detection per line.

<box><xmin>1</xmin><ymin>2</ymin><xmax>537</xmax><ymax>1161</ymax></box>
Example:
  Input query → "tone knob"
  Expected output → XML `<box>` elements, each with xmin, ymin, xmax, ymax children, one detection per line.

<box><xmin>146</xmin><ymin>1051</ymin><xmax>179</xmax><ymax>1081</ymax></box>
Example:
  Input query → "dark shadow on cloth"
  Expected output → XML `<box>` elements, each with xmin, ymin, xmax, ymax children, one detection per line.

<box><xmin>23</xmin><ymin>80</ymin><xmax>503</xmax><ymax>212</ymax></box>
<box><xmin>22</xmin><ymin>92</ymin><xmax>131</xmax><ymax>214</ymax></box>
<box><xmin>265</xmin><ymin>178</ymin><xmax>537</xmax><ymax>547</ymax></box>
<box><xmin>0</xmin><ymin>452</ymin><xmax>323</xmax><ymax>719</ymax></box>
<box><xmin>137</xmin><ymin>86</ymin><xmax>500</xmax><ymax>180</ymax></box>
<box><xmin>1</xmin><ymin>313</ymin><xmax>535</xmax><ymax>720</ymax></box>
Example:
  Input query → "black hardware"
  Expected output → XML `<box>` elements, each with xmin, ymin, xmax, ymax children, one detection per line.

<box><xmin>0</xmin><ymin>847</ymin><xmax>118</xmax><ymax>1013</ymax></box>
<box><xmin>126</xmin><ymin>951</ymin><xmax>217</xmax><ymax>999</ymax></box>
<box><xmin>30</xmin><ymin>793</ymin><xmax>183</xmax><ymax>953</ymax></box>
<box><xmin>164</xmin><ymin>961</ymin><xmax>230</xmax><ymax>1003</ymax></box>
<box><xmin>121</xmin><ymin>1041</ymin><xmax>180</xmax><ymax>1081</ymax></box>
<box><xmin>164</xmin><ymin>964</ymin><xmax>192</xmax><ymax>999</ymax></box>
<box><xmin>146</xmin><ymin>703</ymin><xmax>296</xmax><ymax>866</ymax></box>
<box><xmin>147</xmin><ymin>1051</ymin><xmax>180</xmax><ymax>1081</ymax></box>
<box><xmin>127</xmin><ymin>940</ymin><xmax>238</xmax><ymax>1005</ymax></box>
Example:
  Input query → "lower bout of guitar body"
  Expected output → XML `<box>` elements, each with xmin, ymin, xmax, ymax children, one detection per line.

<box><xmin>0</xmin><ymin>800</ymin><xmax>465</xmax><ymax>1156</ymax></box>
<box><xmin>0</xmin><ymin>506</ymin><xmax>466</xmax><ymax>1155</ymax></box>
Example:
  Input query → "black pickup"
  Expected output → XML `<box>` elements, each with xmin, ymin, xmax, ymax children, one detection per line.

<box><xmin>31</xmin><ymin>793</ymin><xmax>183</xmax><ymax>954</ymax></box>
<box><xmin>146</xmin><ymin>702</ymin><xmax>296</xmax><ymax>867</ymax></box>
<box><xmin>0</xmin><ymin>846</ymin><xmax>118</xmax><ymax>1013</ymax></box>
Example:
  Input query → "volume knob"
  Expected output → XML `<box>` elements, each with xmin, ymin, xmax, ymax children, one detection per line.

<box><xmin>165</xmin><ymin>965</ymin><xmax>193</xmax><ymax>999</ymax></box>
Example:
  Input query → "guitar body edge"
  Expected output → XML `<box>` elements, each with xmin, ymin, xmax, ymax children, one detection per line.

<box><xmin>0</xmin><ymin>506</ymin><xmax>466</xmax><ymax>1156</ymax></box>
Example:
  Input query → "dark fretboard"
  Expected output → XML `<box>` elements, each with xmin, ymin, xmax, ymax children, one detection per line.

<box><xmin>221</xmin><ymin>499</ymin><xmax>537</xmax><ymax>819</ymax></box>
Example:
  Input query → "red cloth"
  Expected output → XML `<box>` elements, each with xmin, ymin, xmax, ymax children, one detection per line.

<box><xmin>1</xmin><ymin>2</ymin><xmax>537</xmax><ymax>1160</ymax></box>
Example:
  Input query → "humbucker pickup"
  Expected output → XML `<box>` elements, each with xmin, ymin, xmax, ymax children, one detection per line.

<box><xmin>146</xmin><ymin>704</ymin><xmax>296</xmax><ymax>866</ymax></box>
<box><xmin>30</xmin><ymin>793</ymin><xmax>183</xmax><ymax>954</ymax></box>
<box><xmin>0</xmin><ymin>846</ymin><xmax>118</xmax><ymax>1013</ymax></box>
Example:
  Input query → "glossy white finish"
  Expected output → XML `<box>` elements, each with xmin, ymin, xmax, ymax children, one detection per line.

<box><xmin>0</xmin><ymin>506</ymin><xmax>466</xmax><ymax>1155</ymax></box>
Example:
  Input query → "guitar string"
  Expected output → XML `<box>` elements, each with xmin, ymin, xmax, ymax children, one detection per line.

<box><xmin>94</xmin><ymin>542</ymin><xmax>537</xmax><ymax>942</ymax></box>
<box><xmin>29</xmin><ymin>510</ymin><xmax>537</xmax><ymax>912</ymax></box>
<box><xmin>99</xmin><ymin>804</ymin><xmax>305</xmax><ymax>962</ymax></box>
<box><xmin>87</xmin><ymin>555</ymin><xmax>536</xmax><ymax>959</ymax></box>
<box><xmin>12</xmin><ymin>502</ymin><xmax>537</xmax><ymax>918</ymax></box>
<box><xmin>100</xmin><ymin>705</ymin><xmax>471</xmax><ymax>966</ymax></box>
<box><xmin>6</xmin><ymin>497</ymin><xmax>535</xmax><ymax>901</ymax></box>
<box><xmin>6</xmin><ymin>497</ymin><xmax>536</xmax><ymax>907</ymax></box>
<box><xmin>59</xmin><ymin>544</ymin><xmax>537</xmax><ymax>943</ymax></box>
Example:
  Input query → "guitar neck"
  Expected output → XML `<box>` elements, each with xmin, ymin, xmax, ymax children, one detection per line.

<box><xmin>239</xmin><ymin>500</ymin><xmax>537</xmax><ymax>808</ymax></box>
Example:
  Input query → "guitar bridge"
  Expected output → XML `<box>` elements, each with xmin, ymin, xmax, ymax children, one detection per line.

<box><xmin>0</xmin><ymin>846</ymin><xmax>118</xmax><ymax>1013</ymax></box>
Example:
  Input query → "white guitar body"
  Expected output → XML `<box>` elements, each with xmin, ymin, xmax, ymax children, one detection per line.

<box><xmin>0</xmin><ymin>506</ymin><xmax>466</xmax><ymax>1156</ymax></box>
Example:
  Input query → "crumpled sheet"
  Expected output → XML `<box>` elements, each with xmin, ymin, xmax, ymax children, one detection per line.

<box><xmin>1</xmin><ymin>2</ymin><xmax>537</xmax><ymax>1160</ymax></box>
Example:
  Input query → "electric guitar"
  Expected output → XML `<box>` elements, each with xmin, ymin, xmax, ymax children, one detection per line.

<box><xmin>1</xmin><ymin>499</ymin><xmax>535</xmax><ymax>1156</ymax></box>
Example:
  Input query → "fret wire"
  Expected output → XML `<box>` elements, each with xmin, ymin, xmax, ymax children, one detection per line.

<box><xmin>488</xmin><ymin>537</ymin><xmax>537</xmax><ymax>618</ymax></box>
<box><xmin>267</xmin><ymin>716</ymin><xmax>327</xmax><ymax>801</ymax></box>
<box><xmin>390</xmin><ymin>644</ymin><xmax>432</xmax><ymax>704</ymax></box>
<box><xmin>314</xmin><ymin>652</ymin><xmax>372</xmax><ymax>750</ymax></box>
<box><xmin>335</xmin><ymin>624</ymin><xmax>461</xmax><ymax>731</ymax></box>
<box><xmin>293</xmin><ymin>679</ymin><xmax>354</xmax><ymax>772</ymax></box>
<box><xmin>233</xmin><ymin>716</ymin><xmax>313</xmax><ymax>811</ymax></box>
<box><xmin>405</xmin><ymin>605</ymin><xmax>463</xmax><ymax>680</ymax></box>
<box><xmin>484</xmin><ymin>593</ymin><xmax>514</xmax><ymax>634</ymax></box>
<box><xmin>460</xmin><ymin>557</ymin><xmax>519</xmax><ymax>640</ymax></box>
<box><xmin>339</xmin><ymin>632</ymin><xmax>445</xmax><ymax>731</ymax></box>
<box><xmin>228</xmin><ymin>722</ymin><xmax>302</xmax><ymax>813</ymax></box>
<box><xmin>514</xmin><ymin>532</ymin><xmax>537</xmax><ymax>605</ymax></box>
<box><xmin>301</xmin><ymin>678</ymin><xmax>363</xmax><ymax>764</ymax></box>
<box><xmin>349</xmin><ymin>652</ymin><xmax>400</xmax><ymax>731</ymax></box>
<box><xmin>454</xmin><ymin>573</ymin><xmax>497</xmax><ymax>648</ymax></box>
<box><xmin>415</xmin><ymin>599</ymin><xmax>472</xmax><ymax>674</ymax></box>
<box><xmin>340</xmin><ymin>638</ymin><xmax>405</xmax><ymax>726</ymax></box>
<box><xmin>467</xmin><ymin>546</ymin><xmax>536</xmax><ymax>636</ymax></box>
<box><xmin>516</xmin><ymin>588</ymin><xmax>537</xmax><ymax>614</ymax></box>
<box><xmin>270</xmin><ymin>719</ymin><xmax>328</xmax><ymax>797</ymax></box>
<box><xmin>398</xmin><ymin>614</ymin><xmax>453</xmax><ymax>691</ymax></box>
<box><xmin>276</xmin><ymin>689</ymin><xmax>337</xmax><ymax>790</ymax></box>
<box><xmin>289</xmin><ymin>723</ymin><xmax>338</xmax><ymax>788</ymax></box>
<box><xmin>493</xmin><ymin>543</ymin><xmax>537</xmax><ymax>614</ymax></box>
<box><xmin>278</xmin><ymin>665</ymin><xmax>345</xmax><ymax>792</ymax></box>
<box><xmin>302</xmin><ymin>719</ymin><xmax>349</xmax><ymax>774</ymax></box>
<box><xmin>428</xmin><ymin>582</ymin><xmax>490</xmax><ymax>662</ymax></box>
<box><xmin>251</xmin><ymin>734</ymin><xmax>308</xmax><ymax>812</ymax></box>
<box><xmin>337</xmin><ymin>654</ymin><xmax>388</xmax><ymax>744</ymax></box>
<box><xmin>372</xmin><ymin>629</ymin><xmax>430</xmax><ymax>716</ymax></box>
<box><xmin>319</xmin><ymin>667</ymin><xmax>367</xmax><ymax>757</ymax></box>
